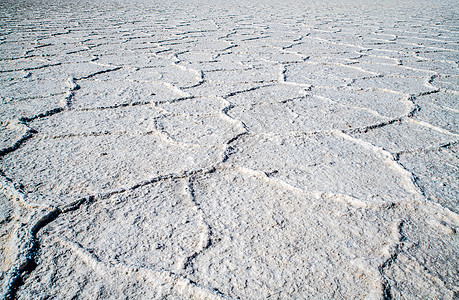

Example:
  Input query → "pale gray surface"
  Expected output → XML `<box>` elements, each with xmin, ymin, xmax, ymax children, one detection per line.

<box><xmin>0</xmin><ymin>0</ymin><xmax>458</xmax><ymax>299</ymax></box>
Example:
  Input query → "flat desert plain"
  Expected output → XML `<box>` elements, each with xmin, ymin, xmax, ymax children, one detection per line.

<box><xmin>0</xmin><ymin>0</ymin><xmax>458</xmax><ymax>299</ymax></box>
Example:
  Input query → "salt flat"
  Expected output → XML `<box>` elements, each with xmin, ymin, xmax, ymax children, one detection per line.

<box><xmin>0</xmin><ymin>0</ymin><xmax>458</xmax><ymax>298</ymax></box>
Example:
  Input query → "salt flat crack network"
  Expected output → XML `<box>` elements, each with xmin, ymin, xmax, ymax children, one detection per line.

<box><xmin>0</xmin><ymin>0</ymin><xmax>458</xmax><ymax>299</ymax></box>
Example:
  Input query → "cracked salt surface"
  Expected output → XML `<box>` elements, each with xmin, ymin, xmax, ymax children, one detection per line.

<box><xmin>0</xmin><ymin>0</ymin><xmax>458</xmax><ymax>298</ymax></box>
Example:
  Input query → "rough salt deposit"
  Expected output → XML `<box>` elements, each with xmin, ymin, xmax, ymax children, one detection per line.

<box><xmin>0</xmin><ymin>0</ymin><xmax>458</xmax><ymax>298</ymax></box>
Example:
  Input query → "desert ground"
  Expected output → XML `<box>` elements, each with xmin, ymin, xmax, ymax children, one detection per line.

<box><xmin>0</xmin><ymin>0</ymin><xmax>458</xmax><ymax>299</ymax></box>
